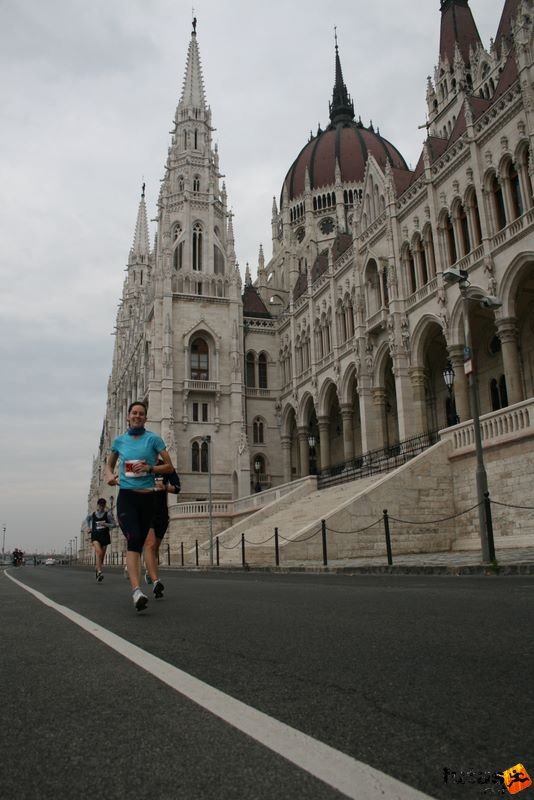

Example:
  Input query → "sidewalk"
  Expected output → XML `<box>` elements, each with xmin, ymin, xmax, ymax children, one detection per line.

<box><xmin>272</xmin><ymin>546</ymin><xmax>534</xmax><ymax>575</ymax></box>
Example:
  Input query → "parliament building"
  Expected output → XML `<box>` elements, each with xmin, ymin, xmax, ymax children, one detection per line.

<box><xmin>87</xmin><ymin>0</ymin><xmax>534</xmax><ymax>562</ymax></box>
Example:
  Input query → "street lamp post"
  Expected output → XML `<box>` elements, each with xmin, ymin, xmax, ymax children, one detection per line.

<box><xmin>201</xmin><ymin>435</ymin><xmax>213</xmax><ymax>566</ymax></box>
<box><xmin>442</xmin><ymin>362</ymin><xmax>459</xmax><ymax>426</ymax></box>
<box><xmin>2</xmin><ymin>525</ymin><xmax>5</xmax><ymax>559</ymax></box>
<box><xmin>74</xmin><ymin>536</ymin><xmax>78</xmax><ymax>564</ymax></box>
<box><xmin>254</xmin><ymin>459</ymin><xmax>262</xmax><ymax>493</ymax></box>
<box><xmin>444</xmin><ymin>267</ymin><xmax>498</xmax><ymax>563</ymax></box>
<box><xmin>308</xmin><ymin>433</ymin><xmax>317</xmax><ymax>475</ymax></box>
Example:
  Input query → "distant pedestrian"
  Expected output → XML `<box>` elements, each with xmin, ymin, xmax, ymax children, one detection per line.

<box><xmin>105</xmin><ymin>401</ymin><xmax>173</xmax><ymax>611</ymax></box>
<box><xmin>143</xmin><ymin>458</ymin><xmax>180</xmax><ymax>585</ymax></box>
<box><xmin>86</xmin><ymin>498</ymin><xmax>116</xmax><ymax>581</ymax></box>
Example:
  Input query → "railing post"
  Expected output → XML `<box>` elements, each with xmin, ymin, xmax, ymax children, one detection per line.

<box><xmin>383</xmin><ymin>509</ymin><xmax>393</xmax><ymax>566</ymax></box>
<box><xmin>274</xmin><ymin>527</ymin><xmax>279</xmax><ymax>567</ymax></box>
<box><xmin>195</xmin><ymin>539</ymin><xmax>199</xmax><ymax>567</ymax></box>
<box><xmin>180</xmin><ymin>541</ymin><xmax>184</xmax><ymax>567</ymax></box>
<box><xmin>321</xmin><ymin>519</ymin><xmax>328</xmax><ymax>566</ymax></box>
<box><xmin>241</xmin><ymin>533</ymin><xmax>246</xmax><ymax>568</ymax></box>
<box><xmin>484</xmin><ymin>491</ymin><xmax>496</xmax><ymax>562</ymax></box>
<box><xmin>216</xmin><ymin>535</ymin><xmax>220</xmax><ymax>566</ymax></box>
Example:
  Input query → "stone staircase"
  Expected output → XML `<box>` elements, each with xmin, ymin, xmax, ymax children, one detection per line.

<box><xmin>213</xmin><ymin>476</ymin><xmax>379</xmax><ymax>566</ymax></box>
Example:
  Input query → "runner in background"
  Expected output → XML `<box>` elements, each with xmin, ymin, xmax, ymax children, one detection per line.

<box><xmin>86</xmin><ymin>498</ymin><xmax>116</xmax><ymax>582</ymax></box>
<box><xmin>144</xmin><ymin>458</ymin><xmax>180</xmax><ymax>585</ymax></box>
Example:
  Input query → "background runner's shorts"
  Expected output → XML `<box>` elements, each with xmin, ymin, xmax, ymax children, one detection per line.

<box><xmin>91</xmin><ymin>530</ymin><xmax>111</xmax><ymax>547</ymax></box>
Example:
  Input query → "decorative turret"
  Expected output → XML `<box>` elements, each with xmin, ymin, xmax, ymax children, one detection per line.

<box><xmin>438</xmin><ymin>0</ymin><xmax>482</xmax><ymax>67</ymax></box>
<box><xmin>129</xmin><ymin>183</ymin><xmax>150</xmax><ymax>262</ymax></box>
<box><xmin>126</xmin><ymin>183</ymin><xmax>151</xmax><ymax>295</ymax></box>
<box><xmin>427</xmin><ymin>0</ymin><xmax>484</xmax><ymax>137</ymax></box>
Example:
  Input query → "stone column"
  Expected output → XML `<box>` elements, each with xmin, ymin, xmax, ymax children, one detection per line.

<box><xmin>448</xmin><ymin>344</ymin><xmax>470</xmax><ymax>422</ymax></box>
<box><xmin>297</xmin><ymin>426</ymin><xmax>310</xmax><ymax>477</ymax></box>
<box><xmin>358</xmin><ymin>378</ymin><xmax>381</xmax><ymax>452</ymax></box>
<box><xmin>408</xmin><ymin>366</ymin><xmax>428</xmax><ymax>433</ymax></box>
<box><xmin>318</xmin><ymin>416</ymin><xmax>331</xmax><ymax>470</ymax></box>
<box><xmin>340</xmin><ymin>403</ymin><xmax>355</xmax><ymax>462</ymax></box>
<box><xmin>496</xmin><ymin>317</ymin><xmax>523</xmax><ymax>405</ymax></box>
<box><xmin>371</xmin><ymin>387</ymin><xmax>387</xmax><ymax>449</ymax></box>
<box><xmin>281</xmin><ymin>435</ymin><xmax>292</xmax><ymax>484</ymax></box>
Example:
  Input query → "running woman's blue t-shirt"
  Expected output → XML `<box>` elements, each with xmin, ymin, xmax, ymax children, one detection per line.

<box><xmin>111</xmin><ymin>430</ymin><xmax>166</xmax><ymax>490</ymax></box>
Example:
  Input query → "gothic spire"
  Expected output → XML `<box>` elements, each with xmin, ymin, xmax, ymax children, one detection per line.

<box><xmin>130</xmin><ymin>183</ymin><xmax>150</xmax><ymax>259</ymax></box>
<box><xmin>178</xmin><ymin>20</ymin><xmax>207</xmax><ymax>113</ymax></box>
<box><xmin>439</xmin><ymin>0</ymin><xmax>482</xmax><ymax>66</ymax></box>
<box><xmin>328</xmin><ymin>29</ymin><xmax>355</xmax><ymax>126</ymax></box>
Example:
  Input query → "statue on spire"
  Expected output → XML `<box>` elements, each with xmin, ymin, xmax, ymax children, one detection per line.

<box><xmin>192</xmin><ymin>16</ymin><xmax>197</xmax><ymax>34</ymax></box>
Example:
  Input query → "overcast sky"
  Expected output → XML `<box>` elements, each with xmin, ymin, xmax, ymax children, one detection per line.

<box><xmin>0</xmin><ymin>0</ymin><xmax>506</xmax><ymax>555</ymax></box>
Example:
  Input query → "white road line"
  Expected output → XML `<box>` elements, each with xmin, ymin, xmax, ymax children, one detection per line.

<box><xmin>6</xmin><ymin>571</ymin><xmax>435</xmax><ymax>800</ymax></box>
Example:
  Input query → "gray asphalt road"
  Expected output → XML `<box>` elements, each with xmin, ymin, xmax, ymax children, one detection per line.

<box><xmin>2</xmin><ymin>566</ymin><xmax>533</xmax><ymax>800</ymax></box>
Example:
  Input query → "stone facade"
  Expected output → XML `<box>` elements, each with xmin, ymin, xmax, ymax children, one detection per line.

<box><xmin>86</xmin><ymin>1</ymin><xmax>534</xmax><ymax>562</ymax></box>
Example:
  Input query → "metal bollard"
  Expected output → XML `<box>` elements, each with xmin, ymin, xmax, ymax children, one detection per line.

<box><xmin>321</xmin><ymin>519</ymin><xmax>328</xmax><ymax>566</ymax></box>
<box><xmin>216</xmin><ymin>535</ymin><xmax>220</xmax><ymax>566</ymax></box>
<box><xmin>382</xmin><ymin>509</ymin><xmax>393</xmax><ymax>566</ymax></box>
<box><xmin>167</xmin><ymin>541</ymin><xmax>170</xmax><ymax>566</ymax></box>
<box><xmin>180</xmin><ymin>541</ymin><xmax>184</xmax><ymax>567</ymax></box>
<box><xmin>241</xmin><ymin>533</ymin><xmax>246</xmax><ymax>568</ymax></box>
<box><xmin>484</xmin><ymin>491</ymin><xmax>496</xmax><ymax>562</ymax></box>
<box><xmin>274</xmin><ymin>527</ymin><xmax>279</xmax><ymax>567</ymax></box>
<box><xmin>195</xmin><ymin>540</ymin><xmax>199</xmax><ymax>566</ymax></box>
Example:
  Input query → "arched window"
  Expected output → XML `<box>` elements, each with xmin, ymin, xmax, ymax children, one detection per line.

<box><xmin>173</xmin><ymin>241</ymin><xmax>184</xmax><ymax>270</ymax></box>
<box><xmin>445</xmin><ymin>214</ymin><xmax>457</xmax><ymax>265</ymax></box>
<box><xmin>253</xmin><ymin>418</ymin><xmax>264</xmax><ymax>444</ymax></box>
<box><xmin>192</xmin><ymin>441</ymin><xmax>199</xmax><ymax>471</ymax></box>
<box><xmin>489</xmin><ymin>174</ymin><xmax>507</xmax><ymax>231</ymax></box>
<box><xmin>193</xmin><ymin>176</ymin><xmax>200</xmax><ymax>193</ymax></box>
<box><xmin>466</xmin><ymin>189</ymin><xmax>482</xmax><ymax>248</ymax></box>
<box><xmin>458</xmin><ymin>204</ymin><xmax>471</xmax><ymax>256</ymax></box>
<box><xmin>246</xmin><ymin>352</ymin><xmax>256</xmax><ymax>387</ymax></box>
<box><xmin>516</xmin><ymin>145</ymin><xmax>533</xmax><ymax>209</ymax></box>
<box><xmin>194</xmin><ymin>129</ymin><xmax>198</xmax><ymax>149</ymax></box>
<box><xmin>191</xmin><ymin>338</ymin><xmax>209</xmax><ymax>380</ymax></box>
<box><xmin>258</xmin><ymin>353</ymin><xmax>268</xmax><ymax>388</ymax></box>
<box><xmin>201</xmin><ymin>440</ymin><xmax>209</xmax><ymax>472</ymax></box>
<box><xmin>192</xmin><ymin>440</ymin><xmax>209</xmax><ymax>472</ymax></box>
<box><xmin>508</xmin><ymin>162</ymin><xmax>523</xmax><ymax>219</ymax></box>
<box><xmin>192</xmin><ymin>223</ymin><xmax>203</xmax><ymax>271</ymax></box>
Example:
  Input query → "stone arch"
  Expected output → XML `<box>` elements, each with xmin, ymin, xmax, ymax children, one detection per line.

<box><xmin>281</xmin><ymin>401</ymin><xmax>297</xmax><ymax>438</ymax></box>
<box><xmin>410</xmin><ymin>313</ymin><xmax>445</xmax><ymax>367</ymax></box>
<box><xmin>499</xmin><ymin>251</ymin><xmax>534</xmax><ymax>318</ymax></box>
<box><xmin>297</xmin><ymin>391</ymin><xmax>316</xmax><ymax>428</ymax></box>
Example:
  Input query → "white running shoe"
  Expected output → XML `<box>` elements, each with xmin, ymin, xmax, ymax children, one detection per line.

<box><xmin>133</xmin><ymin>588</ymin><xmax>148</xmax><ymax>612</ymax></box>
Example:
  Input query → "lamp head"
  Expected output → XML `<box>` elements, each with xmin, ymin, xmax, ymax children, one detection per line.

<box><xmin>479</xmin><ymin>295</ymin><xmax>502</xmax><ymax>309</ymax></box>
<box><xmin>443</xmin><ymin>267</ymin><xmax>469</xmax><ymax>285</ymax></box>
<box><xmin>442</xmin><ymin>363</ymin><xmax>455</xmax><ymax>389</ymax></box>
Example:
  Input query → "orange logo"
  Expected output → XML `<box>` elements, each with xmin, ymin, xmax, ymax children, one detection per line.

<box><xmin>502</xmin><ymin>764</ymin><xmax>532</xmax><ymax>795</ymax></box>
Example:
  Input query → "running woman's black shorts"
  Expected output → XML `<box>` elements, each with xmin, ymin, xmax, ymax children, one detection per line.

<box><xmin>116</xmin><ymin>490</ymin><xmax>155</xmax><ymax>553</ymax></box>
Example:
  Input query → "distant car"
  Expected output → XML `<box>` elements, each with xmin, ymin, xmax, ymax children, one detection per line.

<box><xmin>44</xmin><ymin>558</ymin><xmax>56</xmax><ymax>566</ymax></box>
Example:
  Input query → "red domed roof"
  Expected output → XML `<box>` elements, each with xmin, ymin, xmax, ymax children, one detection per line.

<box><xmin>281</xmin><ymin>41</ymin><xmax>408</xmax><ymax>204</ymax></box>
<box><xmin>283</xmin><ymin>123</ymin><xmax>408</xmax><ymax>202</ymax></box>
